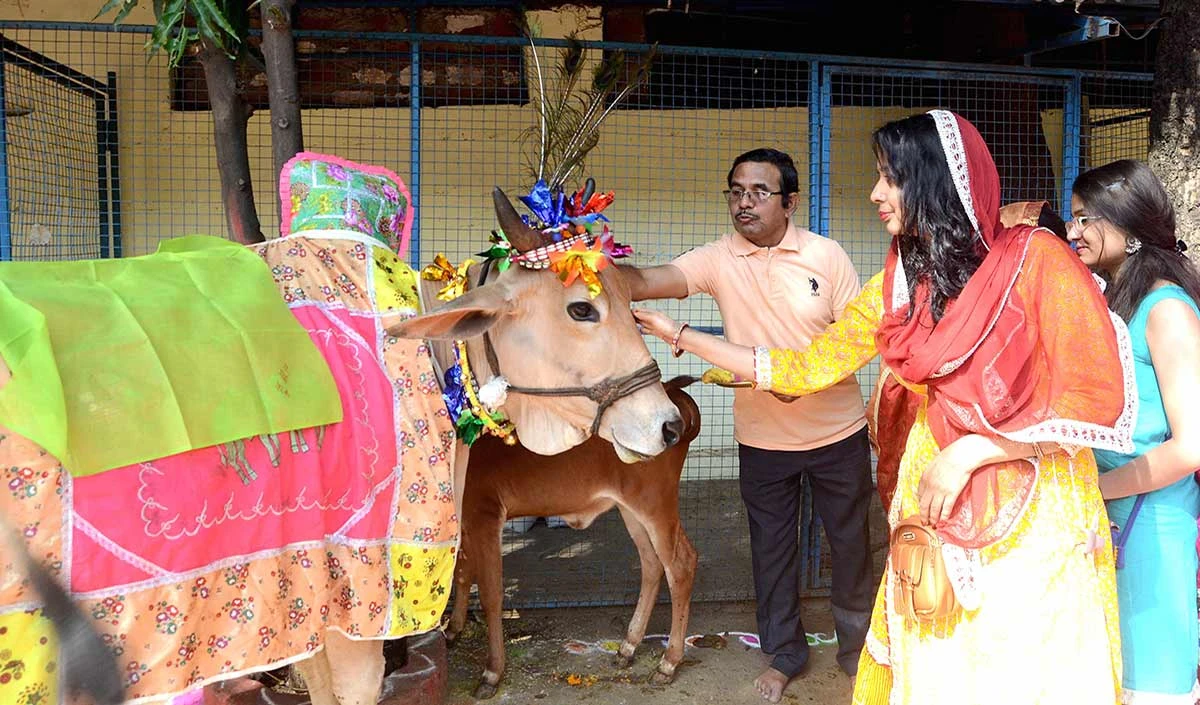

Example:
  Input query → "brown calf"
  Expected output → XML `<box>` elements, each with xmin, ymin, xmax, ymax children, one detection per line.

<box><xmin>447</xmin><ymin>376</ymin><xmax>702</xmax><ymax>699</ymax></box>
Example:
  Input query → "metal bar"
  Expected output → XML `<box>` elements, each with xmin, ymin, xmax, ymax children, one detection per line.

<box><xmin>0</xmin><ymin>20</ymin><xmax>153</xmax><ymax>34</ymax></box>
<box><xmin>826</xmin><ymin>64</ymin><xmax>1072</xmax><ymax>87</ymax></box>
<box><xmin>1017</xmin><ymin>16</ymin><xmax>1118</xmax><ymax>57</ymax></box>
<box><xmin>107</xmin><ymin>72</ymin><xmax>121</xmax><ymax>258</ymax></box>
<box><xmin>1062</xmin><ymin>75</ymin><xmax>1082</xmax><ymax>220</ymax></box>
<box><xmin>0</xmin><ymin>36</ymin><xmax>107</xmax><ymax>96</ymax></box>
<box><xmin>0</xmin><ymin>21</ymin><xmax>1155</xmax><ymax>83</ymax></box>
<box><xmin>96</xmin><ymin>93</ymin><xmax>111</xmax><ymax>259</ymax></box>
<box><xmin>1077</xmin><ymin>69</ymin><xmax>1155</xmax><ymax>82</ymax></box>
<box><xmin>408</xmin><ymin>40</ymin><xmax>420</xmax><ymax>268</ymax></box>
<box><xmin>0</xmin><ymin>54</ymin><xmax>10</xmax><ymax>262</ymax></box>
<box><xmin>818</xmin><ymin>65</ymin><xmax>832</xmax><ymax>239</ymax></box>
<box><xmin>808</xmin><ymin>60</ymin><xmax>822</xmax><ymax>235</ymax></box>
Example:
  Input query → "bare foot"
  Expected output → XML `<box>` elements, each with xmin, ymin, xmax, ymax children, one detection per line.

<box><xmin>754</xmin><ymin>667</ymin><xmax>790</xmax><ymax>703</ymax></box>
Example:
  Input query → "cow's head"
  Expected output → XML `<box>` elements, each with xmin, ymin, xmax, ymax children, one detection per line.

<box><xmin>387</xmin><ymin>189</ymin><xmax>682</xmax><ymax>462</ymax></box>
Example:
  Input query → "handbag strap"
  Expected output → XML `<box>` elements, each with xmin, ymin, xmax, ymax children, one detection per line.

<box><xmin>1112</xmin><ymin>493</ymin><xmax>1147</xmax><ymax>570</ymax></box>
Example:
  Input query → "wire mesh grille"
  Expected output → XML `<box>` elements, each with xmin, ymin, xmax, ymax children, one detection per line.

<box><xmin>1</xmin><ymin>38</ymin><xmax>109</xmax><ymax>260</ymax></box>
<box><xmin>1080</xmin><ymin>73</ymin><xmax>1153</xmax><ymax>171</ymax></box>
<box><xmin>0</xmin><ymin>23</ymin><xmax>1154</xmax><ymax>609</ymax></box>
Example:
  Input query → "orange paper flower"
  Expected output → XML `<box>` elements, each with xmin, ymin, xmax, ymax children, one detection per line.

<box><xmin>548</xmin><ymin>237</ymin><xmax>612</xmax><ymax>299</ymax></box>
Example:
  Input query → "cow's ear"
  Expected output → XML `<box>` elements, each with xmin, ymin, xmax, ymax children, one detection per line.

<box><xmin>387</xmin><ymin>281</ymin><xmax>513</xmax><ymax>341</ymax></box>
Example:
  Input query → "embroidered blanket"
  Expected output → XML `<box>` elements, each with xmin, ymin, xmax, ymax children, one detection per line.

<box><xmin>0</xmin><ymin>233</ymin><xmax>458</xmax><ymax>705</ymax></box>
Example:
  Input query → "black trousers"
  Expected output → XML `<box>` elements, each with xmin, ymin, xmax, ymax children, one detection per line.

<box><xmin>738</xmin><ymin>427</ymin><xmax>874</xmax><ymax>677</ymax></box>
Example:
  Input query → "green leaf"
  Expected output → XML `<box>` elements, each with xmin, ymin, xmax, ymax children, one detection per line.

<box><xmin>193</xmin><ymin>0</ymin><xmax>242</xmax><ymax>44</ymax></box>
<box><xmin>113</xmin><ymin>1</ymin><xmax>138</xmax><ymax>24</ymax></box>
<box><xmin>455</xmin><ymin>412</ymin><xmax>484</xmax><ymax>446</ymax></box>
<box><xmin>94</xmin><ymin>0</ymin><xmax>137</xmax><ymax>23</ymax></box>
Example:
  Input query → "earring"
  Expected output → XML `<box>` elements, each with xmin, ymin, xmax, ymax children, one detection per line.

<box><xmin>1125</xmin><ymin>237</ymin><xmax>1142</xmax><ymax>255</ymax></box>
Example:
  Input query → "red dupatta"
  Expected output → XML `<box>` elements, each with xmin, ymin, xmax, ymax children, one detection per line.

<box><xmin>875</xmin><ymin>112</ymin><xmax>1051</xmax><ymax>548</ymax></box>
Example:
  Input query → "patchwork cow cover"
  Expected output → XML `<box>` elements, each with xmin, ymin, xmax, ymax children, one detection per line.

<box><xmin>0</xmin><ymin>232</ymin><xmax>459</xmax><ymax>704</ymax></box>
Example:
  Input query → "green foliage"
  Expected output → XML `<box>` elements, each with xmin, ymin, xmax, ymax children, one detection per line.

<box><xmin>95</xmin><ymin>0</ymin><xmax>254</xmax><ymax>67</ymax></box>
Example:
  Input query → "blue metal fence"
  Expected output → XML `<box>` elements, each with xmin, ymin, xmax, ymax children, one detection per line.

<box><xmin>0</xmin><ymin>34</ymin><xmax>119</xmax><ymax>261</ymax></box>
<box><xmin>0</xmin><ymin>21</ymin><xmax>1153</xmax><ymax>607</ymax></box>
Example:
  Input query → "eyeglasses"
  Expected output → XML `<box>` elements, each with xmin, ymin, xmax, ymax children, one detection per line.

<box><xmin>1068</xmin><ymin>214</ymin><xmax>1105</xmax><ymax>229</ymax></box>
<box><xmin>723</xmin><ymin>189</ymin><xmax>784</xmax><ymax>205</ymax></box>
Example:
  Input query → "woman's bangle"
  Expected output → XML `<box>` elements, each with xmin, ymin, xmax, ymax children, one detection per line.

<box><xmin>670</xmin><ymin>322</ymin><xmax>690</xmax><ymax>358</ymax></box>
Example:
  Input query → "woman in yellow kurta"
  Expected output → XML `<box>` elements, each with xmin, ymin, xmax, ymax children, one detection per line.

<box><xmin>635</xmin><ymin>111</ymin><xmax>1134</xmax><ymax>704</ymax></box>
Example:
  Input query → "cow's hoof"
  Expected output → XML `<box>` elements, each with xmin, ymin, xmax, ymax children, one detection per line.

<box><xmin>473</xmin><ymin>681</ymin><xmax>499</xmax><ymax>699</ymax></box>
<box><xmin>650</xmin><ymin>666</ymin><xmax>677</xmax><ymax>686</ymax></box>
<box><xmin>614</xmin><ymin>653</ymin><xmax>635</xmax><ymax>669</ymax></box>
<box><xmin>443</xmin><ymin>628</ymin><xmax>461</xmax><ymax>646</ymax></box>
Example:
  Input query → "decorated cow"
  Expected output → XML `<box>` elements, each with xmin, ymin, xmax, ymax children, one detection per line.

<box><xmin>0</xmin><ymin>150</ymin><xmax>679</xmax><ymax>705</ymax></box>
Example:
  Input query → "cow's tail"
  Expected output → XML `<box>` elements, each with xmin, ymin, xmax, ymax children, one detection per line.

<box><xmin>4</xmin><ymin>525</ymin><xmax>126</xmax><ymax>705</ymax></box>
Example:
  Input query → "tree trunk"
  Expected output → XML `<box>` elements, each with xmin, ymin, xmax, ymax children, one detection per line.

<box><xmin>196</xmin><ymin>43</ymin><xmax>264</xmax><ymax>245</ymax></box>
<box><xmin>261</xmin><ymin>0</ymin><xmax>304</xmax><ymax>210</ymax></box>
<box><xmin>1148</xmin><ymin>0</ymin><xmax>1200</xmax><ymax>256</ymax></box>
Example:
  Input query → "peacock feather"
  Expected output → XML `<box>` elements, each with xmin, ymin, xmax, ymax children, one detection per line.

<box><xmin>519</xmin><ymin>29</ymin><xmax>657</xmax><ymax>193</ymax></box>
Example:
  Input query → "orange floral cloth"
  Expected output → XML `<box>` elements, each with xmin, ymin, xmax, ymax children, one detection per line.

<box><xmin>0</xmin><ymin>234</ymin><xmax>456</xmax><ymax>705</ymax></box>
<box><xmin>755</xmin><ymin>234</ymin><xmax>1131</xmax><ymax>704</ymax></box>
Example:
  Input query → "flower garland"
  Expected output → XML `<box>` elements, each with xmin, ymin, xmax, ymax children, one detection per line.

<box><xmin>420</xmin><ymin>256</ymin><xmax>517</xmax><ymax>446</ymax></box>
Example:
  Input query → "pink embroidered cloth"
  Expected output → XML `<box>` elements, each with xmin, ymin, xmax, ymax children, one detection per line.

<box><xmin>0</xmin><ymin>234</ymin><xmax>457</xmax><ymax>704</ymax></box>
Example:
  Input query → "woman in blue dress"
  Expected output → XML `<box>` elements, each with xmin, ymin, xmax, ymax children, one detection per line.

<box><xmin>1068</xmin><ymin>159</ymin><xmax>1200</xmax><ymax>703</ymax></box>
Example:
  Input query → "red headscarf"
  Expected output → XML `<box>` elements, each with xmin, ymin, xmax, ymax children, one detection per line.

<box><xmin>877</xmin><ymin>112</ymin><xmax>1046</xmax><ymax>447</ymax></box>
<box><xmin>875</xmin><ymin>111</ymin><xmax>1047</xmax><ymax>547</ymax></box>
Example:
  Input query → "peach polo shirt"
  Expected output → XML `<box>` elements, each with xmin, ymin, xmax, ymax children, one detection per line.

<box><xmin>672</xmin><ymin>223</ymin><xmax>867</xmax><ymax>451</ymax></box>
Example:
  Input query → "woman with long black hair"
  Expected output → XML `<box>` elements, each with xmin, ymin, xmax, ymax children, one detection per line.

<box><xmin>1068</xmin><ymin>159</ymin><xmax>1200</xmax><ymax>703</ymax></box>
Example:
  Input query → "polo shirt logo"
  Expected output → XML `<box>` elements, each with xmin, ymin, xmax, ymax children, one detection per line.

<box><xmin>809</xmin><ymin>277</ymin><xmax>820</xmax><ymax>296</ymax></box>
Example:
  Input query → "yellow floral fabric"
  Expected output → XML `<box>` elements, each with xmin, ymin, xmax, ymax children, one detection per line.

<box><xmin>0</xmin><ymin>610</ymin><xmax>57</xmax><ymax>705</ymax></box>
<box><xmin>373</xmin><ymin>249</ymin><xmax>420</xmax><ymax>314</ymax></box>
<box><xmin>763</xmin><ymin>271</ymin><xmax>884</xmax><ymax>397</ymax></box>
<box><xmin>756</xmin><ymin>259</ymin><xmax>1124</xmax><ymax>705</ymax></box>
<box><xmin>387</xmin><ymin>544</ymin><xmax>456</xmax><ymax>637</ymax></box>
<box><xmin>855</xmin><ymin>408</ymin><xmax>1121</xmax><ymax>704</ymax></box>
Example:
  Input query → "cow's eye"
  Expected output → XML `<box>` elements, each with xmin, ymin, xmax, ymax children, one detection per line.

<box><xmin>567</xmin><ymin>301</ymin><xmax>599</xmax><ymax>322</ymax></box>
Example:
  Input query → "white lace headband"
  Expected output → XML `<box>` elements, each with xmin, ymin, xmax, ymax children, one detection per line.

<box><xmin>928</xmin><ymin>110</ymin><xmax>984</xmax><ymax>248</ymax></box>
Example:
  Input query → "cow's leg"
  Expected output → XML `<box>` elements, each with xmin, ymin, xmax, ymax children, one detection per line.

<box><xmin>324</xmin><ymin>630</ymin><xmax>385</xmax><ymax>705</ymax></box>
<box><xmin>644</xmin><ymin>506</ymin><xmax>697</xmax><ymax>685</ymax></box>
<box><xmin>614</xmin><ymin>504</ymin><xmax>666</xmax><ymax>669</ymax></box>
<box><xmin>472</xmin><ymin>512</ymin><xmax>507</xmax><ymax>699</ymax></box>
<box><xmin>292</xmin><ymin>649</ymin><xmax>337</xmax><ymax>705</ymax></box>
<box><xmin>445</xmin><ymin>538</ymin><xmax>473</xmax><ymax>644</ymax></box>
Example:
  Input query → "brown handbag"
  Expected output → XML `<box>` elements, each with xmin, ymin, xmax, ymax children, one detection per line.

<box><xmin>890</xmin><ymin>516</ymin><xmax>960</xmax><ymax>621</ymax></box>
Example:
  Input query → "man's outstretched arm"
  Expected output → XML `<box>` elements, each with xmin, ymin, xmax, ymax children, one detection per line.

<box><xmin>623</xmin><ymin>263</ymin><xmax>690</xmax><ymax>301</ymax></box>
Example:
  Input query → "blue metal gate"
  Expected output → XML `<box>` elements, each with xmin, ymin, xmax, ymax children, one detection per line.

<box><xmin>0</xmin><ymin>35</ymin><xmax>119</xmax><ymax>261</ymax></box>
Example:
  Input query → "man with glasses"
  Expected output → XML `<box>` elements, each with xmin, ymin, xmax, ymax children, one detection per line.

<box><xmin>626</xmin><ymin>148</ymin><xmax>872</xmax><ymax>702</ymax></box>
